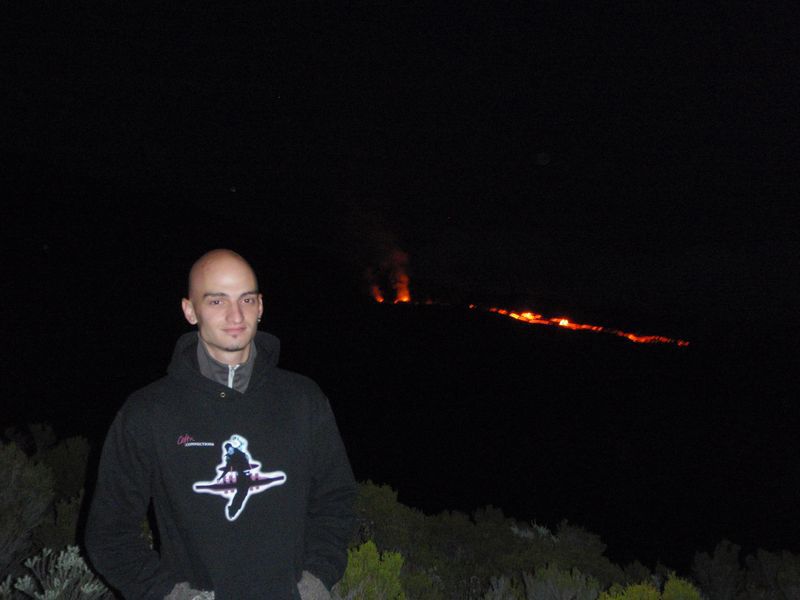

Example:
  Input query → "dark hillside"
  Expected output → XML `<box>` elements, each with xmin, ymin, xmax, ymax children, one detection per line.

<box><xmin>4</xmin><ymin>154</ymin><xmax>797</xmax><ymax>575</ymax></box>
<box><xmin>277</xmin><ymin>299</ymin><xmax>796</xmax><ymax>572</ymax></box>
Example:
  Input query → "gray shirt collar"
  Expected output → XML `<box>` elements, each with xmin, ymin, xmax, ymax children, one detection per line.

<box><xmin>196</xmin><ymin>335</ymin><xmax>257</xmax><ymax>393</ymax></box>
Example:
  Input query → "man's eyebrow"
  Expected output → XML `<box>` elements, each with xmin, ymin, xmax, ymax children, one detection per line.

<box><xmin>201</xmin><ymin>291</ymin><xmax>259</xmax><ymax>299</ymax></box>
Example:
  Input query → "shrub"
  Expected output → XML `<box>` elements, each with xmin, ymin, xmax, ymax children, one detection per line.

<box><xmin>661</xmin><ymin>575</ymin><xmax>702</xmax><ymax>600</ymax></box>
<box><xmin>599</xmin><ymin>575</ymin><xmax>702</xmax><ymax>600</ymax></box>
<box><xmin>522</xmin><ymin>564</ymin><xmax>600</xmax><ymax>600</ymax></box>
<box><xmin>6</xmin><ymin>424</ymin><xmax>89</xmax><ymax>502</ymax></box>
<box><xmin>398</xmin><ymin>566</ymin><xmax>446</xmax><ymax>600</ymax></box>
<box><xmin>356</xmin><ymin>482</ymin><xmax>625</xmax><ymax>599</ymax></box>
<box><xmin>355</xmin><ymin>481</ymin><xmax>427</xmax><ymax>559</ymax></box>
<box><xmin>6</xmin><ymin>546</ymin><xmax>112</xmax><ymax>600</ymax></box>
<box><xmin>32</xmin><ymin>491</ymin><xmax>84</xmax><ymax>553</ymax></box>
<box><xmin>2</xmin><ymin>425</ymin><xmax>92</xmax><ymax>560</ymax></box>
<box><xmin>692</xmin><ymin>540</ymin><xmax>743</xmax><ymax>600</ymax></box>
<box><xmin>622</xmin><ymin>561</ymin><xmax>652</xmax><ymax>586</ymax></box>
<box><xmin>547</xmin><ymin>521</ymin><xmax>625</xmax><ymax>588</ymax></box>
<box><xmin>743</xmin><ymin>547</ymin><xmax>800</xmax><ymax>599</ymax></box>
<box><xmin>354</xmin><ymin>482</ymin><xmax>444</xmax><ymax>598</ymax></box>
<box><xmin>0</xmin><ymin>443</ymin><xmax>54</xmax><ymax>580</ymax></box>
<box><xmin>600</xmin><ymin>582</ymin><xmax>660</xmax><ymax>600</ymax></box>
<box><xmin>34</xmin><ymin>436</ymin><xmax>89</xmax><ymax>501</ymax></box>
<box><xmin>334</xmin><ymin>540</ymin><xmax>405</xmax><ymax>600</ymax></box>
<box><xmin>482</xmin><ymin>575</ymin><xmax>524</xmax><ymax>600</ymax></box>
<box><xmin>25</xmin><ymin>425</ymin><xmax>57</xmax><ymax>456</ymax></box>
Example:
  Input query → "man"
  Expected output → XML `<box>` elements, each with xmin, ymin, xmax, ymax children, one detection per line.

<box><xmin>86</xmin><ymin>249</ymin><xmax>357</xmax><ymax>599</ymax></box>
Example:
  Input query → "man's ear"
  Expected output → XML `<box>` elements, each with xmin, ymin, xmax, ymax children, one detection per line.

<box><xmin>181</xmin><ymin>297</ymin><xmax>198</xmax><ymax>325</ymax></box>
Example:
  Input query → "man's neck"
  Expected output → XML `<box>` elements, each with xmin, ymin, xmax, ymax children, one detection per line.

<box><xmin>201</xmin><ymin>340</ymin><xmax>250</xmax><ymax>365</ymax></box>
<box><xmin>196</xmin><ymin>336</ymin><xmax>257</xmax><ymax>393</ymax></box>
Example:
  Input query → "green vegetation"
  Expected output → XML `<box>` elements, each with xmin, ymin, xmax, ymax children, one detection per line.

<box><xmin>2</xmin><ymin>425</ymin><xmax>800</xmax><ymax>599</ymax></box>
<box><xmin>334</xmin><ymin>541</ymin><xmax>405</xmax><ymax>600</ymax></box>
<box><xmin>0</xmin><ymin>443</ymin><xmax>54</xmax><ymax>579</ymax></box>
<box><xmin>1</xmin><ymin>546</ymin><xmax>112</xmax><ymax>600</ymax></box>
<box><xmin>599</xmin><ymin>574</ymin><xmax>701</xmax><ymax>600</ymax></box>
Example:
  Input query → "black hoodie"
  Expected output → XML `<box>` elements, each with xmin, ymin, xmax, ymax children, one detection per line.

<box><xmin>86</xmin><ymin>332</ymin><xmax>357</xmax><ymax>599</ymax></box>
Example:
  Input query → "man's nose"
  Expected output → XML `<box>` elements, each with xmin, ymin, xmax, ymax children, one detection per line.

<box><xmin>227</xmin><ymin>303</ymin><xmax>244</xmax><ymax>322</ymax></box>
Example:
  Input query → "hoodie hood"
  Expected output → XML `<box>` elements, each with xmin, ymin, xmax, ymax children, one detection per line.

<box><xmin>168</xmin><ymin>330</ymin><xmax>281</xmax><ymax>379</ymax></box>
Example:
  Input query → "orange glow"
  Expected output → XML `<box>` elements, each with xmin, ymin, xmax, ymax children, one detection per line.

<box><xmin>393</xmin><ymin>271</ymin><xmax>411</xmax><ymax>303</ymax></box>
<box><xmin>519</xmin><ymin>311</ymin><xmax>543</xmax><ymax>321</ymax></box>
<box><xmin>367</xmin><ymin>248</ymin><xmax>412</xmax><ymax>304</ymax></box>
<box><xmin>485</xmin><ymin>306</ymin><xmax>688</xmax><ymax>346</ymax></box>
<box><xmin>368</xmin><ymin>266</ymin><xmax>687</xmax><ymax>346</ymax></box>
<box><xmin>370</xmin><ymin>285</ymin><xmax>385</xmax><ymax>303</ymax></box>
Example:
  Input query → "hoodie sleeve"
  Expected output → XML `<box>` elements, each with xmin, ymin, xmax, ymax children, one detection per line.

<box><xmin>85</xmin><ymin>400</ymin><xmax>178</xmax><ymax>600</ymax></box>
<box><xmin>303</xmin><ymin>394</ymin><xmax>357</xmax><ymax>590</ymax></box>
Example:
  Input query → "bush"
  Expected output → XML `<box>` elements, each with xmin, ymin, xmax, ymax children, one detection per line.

<box><xmin>692</xmin><ymin>540</ymin><xmax>743</xmax><ymax>600</ymax></box>
<box><xmin>3</xmin><ymin>546</ymin><xmax>112</xmax><ymax>600</ymax></box>
<box><xmin>0</xmin><ymin>443</ymin><xmax>54</xmax><ymax>580</ymax></box>
<box><xmin>334</xmin><ymin>540</ymin><xmax>405</xmax><ymax>600</ymax></box>
<box><xmin>522</xmin><ymin>564</ymin><xmax>600</xmax><ymax>600</ymax></box>
<box><xmin>600</xmin><ymin>582</ymin><xmax>660</xmax><ymax>600</ymax></box>
<box><xmin>6</xmin><ymin>424</ymin><xmax>89</xmax><ymax>502</ymax></box>
<box><xmin>34</xmin><ymin>435</ymin><xmax>89</xmax><ymax>501</ymax></box>
<box><xmin>356</xmin><ymin>482</ymin><xmax>624</xmax><ymax>599</ymax></box>
<box><xmin>482</xmin><ymin>575</ymin><xmax>524</xmax><ymax>600</ymax></box>
<box><xmin>599</xmin><ymin>574</ymin><xmax>702</xmax><ymax>600</ymax></box>
<box><xmin>550</xmin><ymin>521</ymin><xmax>625</xmax><ymax>587</ymax></box>
<box><xmin>622</xmin><ymin>561</ymin><xmax>652</xmax><ymax>586</ymax></box>
<box><xmin>32</xmin><ymin>491</ymin><xmax>84</xmax><ymax>553</ymax></box>
<box><xmin>354</xmin><ymin>482</ymin><xmax>444</xmax><ymax>598</ymax></box>
<box><xmin>743</xmin><ymin>547</ymin><xmax>800</xmax><ymax>599</ymax></box>
<box><xmin>355</xmin><ymin>481</ymin><xmax>427</xmax><ymax>558</ymax></box>
<box><xmin>661</xmin><ymin>575</ymin><xmax>702</xmax><ymax>600</ymax></box>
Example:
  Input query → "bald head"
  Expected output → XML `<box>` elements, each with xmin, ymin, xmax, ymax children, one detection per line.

<box><xmin>187</xmin><ymin>249</ymin><xmax>258</xmax><ymax>299</ymax></box>
<box><xmin>182</xmin><ymin>249</ymin><xmax>263</xmax><ymax>364</ymax></box>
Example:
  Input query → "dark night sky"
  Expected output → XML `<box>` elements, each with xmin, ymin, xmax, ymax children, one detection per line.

<box><xmin>3</xmin><ymin>1</ymin><xmax>799</xmax><ymax>572</ymax></box>
<box><xmin>4</xmin><ymin>3</ymin><xmax>798</xmax><ymax>322</ymax></box>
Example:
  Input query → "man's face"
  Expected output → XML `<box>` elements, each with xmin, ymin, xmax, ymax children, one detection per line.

<box><xmin>181</xmin><ymin>253</ymin><xmax>263</xmax><ymax>364</ymax></box>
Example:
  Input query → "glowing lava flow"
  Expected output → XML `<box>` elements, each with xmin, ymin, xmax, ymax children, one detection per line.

<box><xmin>370</xmin><ymin>280</ymin><xmax>409</xmax><ymax>304</ymax></box>
<box><xmin>370</xmin><ymin>287</ymin><xmax>385</xmax><ymax>303</ymax></box>
<box><xmin>367</xmin><ymin>249</ymin><xmax>411</xmax><ymax>304</ymax></box>
<box><xmin>482</xmin><ymin>307</ymin><xmax>689</xmax><ymax>346</ymax></box>
<box><xmin>392</xmin><ymin>271</ymin><xmax>411</xmax><ymax>303</ymax></box>
<box><xmin>367</xmin><ymin>262</ymin><xmax>687</xmax><ymax>346</ymax></box>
